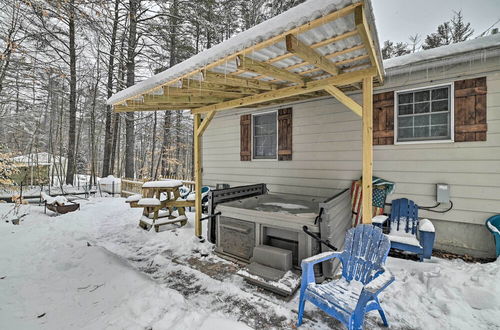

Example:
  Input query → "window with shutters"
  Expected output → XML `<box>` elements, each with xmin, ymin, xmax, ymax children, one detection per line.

<box><xmin>395</xmin><ymin>83</ymin><xmax>453</xmax><ymax>143</ymax></box>
<box><xmin>252</xmin><ymin>111</ymin><xmax>277</xmax><ymax>159</ymax></box>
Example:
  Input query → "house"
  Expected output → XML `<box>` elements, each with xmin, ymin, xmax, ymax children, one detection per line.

<box><xmin>11</xmin><ymin>152</ymin><xmax>68</xmax><ymax>186</ymax></box>
<box><xmin>202</xmin><ymin>34</ymin><xmax>500</xmax><ymax>258</ymax></box>
<box><xmin>107</xmin><ymin>0</ymin><xmax>499</xmax><ymax>259</ymax></box>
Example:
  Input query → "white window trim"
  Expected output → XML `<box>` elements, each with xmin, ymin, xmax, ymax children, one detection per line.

<box><xmin>251</xmin><ymin>110</ymin><xmax>279</xmax><ymax>161</ymax></box>
<box><xmin>394</xmin><ymin>82</ymin><xmax>455</xmax><ymax>145</ymax></box>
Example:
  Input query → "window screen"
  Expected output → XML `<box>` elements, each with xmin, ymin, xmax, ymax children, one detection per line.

<box><xmin>253</xmin><ymin>112</ymin><xmax>277</xmax><ymax>159</ymax></box>
<box><xmin>396</xmin><ymin>85</ymin><xmax>452</xmax><ymax>142</ymax></box>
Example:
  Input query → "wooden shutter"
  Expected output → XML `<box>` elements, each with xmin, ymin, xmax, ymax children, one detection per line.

<box><xmin>373</xmin><ymin>91</ymin><xmax>394</xmax><ymax>145</ymax></box>
<box><xmin>278</xmin><ymin>108</ymin><xmax>292</xmax><ymax>161</ymax></box>
<box><xmin>454</xmin><ymin>77</ymin><xmax>487</xmax><ymax>142</ymax></box>
<box><xmin>240</xmin><ymin>114</ymin><xmax>251</xmax><ymax>161</ymax></box>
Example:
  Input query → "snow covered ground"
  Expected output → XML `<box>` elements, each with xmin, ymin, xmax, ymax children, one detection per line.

<box><xmin>1</xmin><ymin>198</ymin><xmax>498</xmax><ymax>329</ymax></box>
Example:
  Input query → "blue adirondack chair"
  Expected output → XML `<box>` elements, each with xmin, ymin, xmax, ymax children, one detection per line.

<box><xmin>373</xmin><ymin>198</ymin><xmax>436</xmax><ymax>261</ymax></box>
<box><xmin>486</xmin><ymin>215</ymin><xmax>500</xmax><ymax>258</ymax></box>
<box><xmin>297</xmin><ymin>225</ymin><xmax>394</xmax><ymax>330</ymax></box>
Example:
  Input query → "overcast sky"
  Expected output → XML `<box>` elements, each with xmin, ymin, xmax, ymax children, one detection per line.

<box><xmin>371</xmin><ymin>0</ymin><xmax>500</xmax><ymax>45</ymax></box>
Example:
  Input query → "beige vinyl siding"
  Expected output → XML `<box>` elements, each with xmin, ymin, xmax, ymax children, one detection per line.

<box><xmin>202</xmin><ymin>55</ymin><xmax>500</xmax><ymax>258</ymax></box>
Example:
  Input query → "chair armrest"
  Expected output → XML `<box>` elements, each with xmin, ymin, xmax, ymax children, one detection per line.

<box><xmin>301</xmin><ymin>251</ymin><xmax>342</xmax><ymax>267</ymax></box>
<box><xmin>363</xmin><ymin>268</ymin><xmax>395</xmax><ymax>296</ymax></box>
<box><xmin>418</xmin><ymin>218</ymin><xmax>435</xmax><ymax>232</ymax></box>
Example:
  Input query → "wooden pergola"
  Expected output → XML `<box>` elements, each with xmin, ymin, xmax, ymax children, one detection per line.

<box><xmin>108</xmin><ymin>1</ymin><xmax>384</xmax><ymax>237</ymax></box>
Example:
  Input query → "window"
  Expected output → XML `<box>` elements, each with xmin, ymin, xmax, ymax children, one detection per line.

<box><xmin>396</xmin><ymin>84</ymin><xmax>453</xmax><ymax>143</ymax></box>
<box><xmin>253</xmin><ymin>112</ymin><xmax>277</xmax><ymax>159</ymax></box>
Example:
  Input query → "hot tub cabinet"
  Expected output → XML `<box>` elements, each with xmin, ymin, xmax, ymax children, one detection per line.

<box><xmin>214</xmin><ymin>189</ymin><xmax>352</xmax><ymax>279</ymax></box>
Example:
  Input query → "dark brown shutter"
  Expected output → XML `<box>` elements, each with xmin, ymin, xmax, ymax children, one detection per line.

<box><xmin>240</xmin><ymin>114</ymin><xmax>251</xmax><ymax>161</ymax></box>
<box><xmin>373</xmin><ymin>91</ymin><xmax>394</xmax><ymax>145</ymax></box>
<box><xmin>454</xmin><ymin>77</ymin><xmax>487</xmax><ymax>142</ymax></box>
<box><xmin>278</xmin><ymin>108</ymin><xmax>292</xmax><ymax>161</ymax></box>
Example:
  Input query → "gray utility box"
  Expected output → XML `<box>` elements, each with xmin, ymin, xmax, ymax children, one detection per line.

<box><xmin>215</xmin><ymin>189</ymin><xmax>352</xmax><ymax>279</ymax></box>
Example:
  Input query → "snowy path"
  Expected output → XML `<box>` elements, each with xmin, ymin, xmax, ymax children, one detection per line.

<box><xmin>1</xmin><ymin>198</ymin><xmax>499</xmax><ymax>329</ymax></box>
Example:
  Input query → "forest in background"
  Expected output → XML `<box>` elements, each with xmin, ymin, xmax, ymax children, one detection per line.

<box><xmin>0</xmin><ymin>0</ymin><xmax>304</xmax><ymax>186</ymax></box>
<box><xmin>0</xmin><ymin>1</ymin><xmax>490</xmax><ymax>187</ymax></box>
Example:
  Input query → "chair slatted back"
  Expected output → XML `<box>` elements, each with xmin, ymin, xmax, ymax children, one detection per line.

<box><xmin>389</xmin><ymin>198</ymin><xmax>419</xmax><ymax>234</ymax></box>
<box><xmin>340</xmin><ymin>225</ymin><xmax>391</xmax><ymax>285</ymax></box>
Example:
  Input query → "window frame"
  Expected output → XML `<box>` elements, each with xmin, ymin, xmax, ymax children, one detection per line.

<box><xmin>394</xmin><ymin>83</ymin><xmax>455</xmax><ymax>145</ymax></box>
<box><xmin>251</xmin><ymin>110</ymin><xmax>279</xmax><ymax>161</ymax></box>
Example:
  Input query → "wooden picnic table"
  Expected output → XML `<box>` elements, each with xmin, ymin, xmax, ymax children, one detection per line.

<box><xmin>136</xmin><ymin>180</ymin><xmax>195</xmax><ymax>232</ymax></box>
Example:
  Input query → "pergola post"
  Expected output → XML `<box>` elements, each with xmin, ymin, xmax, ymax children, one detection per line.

<box><xmin>193</xmin><ymin>111</ymin><xmax>216</xmax><ymax>237</ymax></box>
<box><xmin>193</xmin><ymin>113</ymin><xmax>202</xmax><ymax>237</ymax></box>
<box><xmin>362</xmin><ymin>76</ymin><xmax>373</xmax><ymax>224</ymax></box>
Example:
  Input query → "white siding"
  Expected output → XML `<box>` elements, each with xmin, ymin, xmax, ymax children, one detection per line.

<box><xmin>202</xmin><ymin>56</ymin><xmax>500</xmax><ymax>258</ymax></box>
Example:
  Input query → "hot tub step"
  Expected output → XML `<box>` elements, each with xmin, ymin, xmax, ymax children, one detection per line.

<box><xmin>246</xmin><ymin>262</ymin><xmax>285</xmax><ymax>282</ymax></box>
<box><xmin>251</xmin><ymin>245</ymin><xmax>292</xmax><ymax>272</ymax></box>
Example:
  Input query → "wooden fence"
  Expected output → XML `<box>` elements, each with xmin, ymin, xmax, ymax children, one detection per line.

<box><xmin>120</xmin><ymin>177</ymin><xmax>195</xmax><ymax>197</ymax></box>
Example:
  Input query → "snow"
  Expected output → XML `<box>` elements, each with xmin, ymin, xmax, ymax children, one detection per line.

<box><xmin>419</xmin><ymin>218</ymin><xmax>435</xmax><ymax>233</ymax></box>
<box><xmin>54</xmin><ymin>196</ymin><xmax>68</xmax><ymax>206</ymax></box>
<box><xmin>137</xmin><ymin>198</ymin><xmax>161</xmax><ymax>206</ymax></box>
<box><xmin>142</xmin><ymin>180</ymin><xmax>183</xmax><ymax>188</ymax></box>
<box><xmin>125</xmin><ymin>194</ymin><xmax>142</xmax><ymax>202</ymax></box>
<box><xmin>372</xmin><ymin>214</ymin><xmax>388</xmax><ymax>224</ymax></box>
<box><xmin>0</xmin><ymin>200</ymin><xmax>251</xmax><ymax>330</ymax></box>
<box><xmin>98</xmin><ymin>175</ymin><xmax>121</xmax><ymax>185</ymax></box>
<box><xmin>384</xmin><ymin>33</ymin><xmax>500</xmax><ymax>72</ymax></box>
<box><xmin>1</xmin><ymin>198</ymin><xmax>499</xmax><ymax>329</ymax></box>
<box><xmin>262</xmin><ymin>202</ymin><xmax>308</xmax><ymax>209</ymax></box>
<box><xmin>487</xmin><ymin>221</ymin><xmax>500</xmax><ymax>234</ymax></box>
<box><xmin>387</xmin><ymin>233</ymin><xmax>422</xmax><ymax>247</ymax></box>
<box><xmin>107</xmin><ymin>0</ymin><xmax>375</xmax><ymax>105</ymax></box>
<box><xmin>237</xmin><ymin>268</ymin><xmax>300</xmax><ymax>294</ymax></box>
<box><xmin>40</xmin><ymin>192</ymin><xmax>67</xmax><ymax>206</ymax></box>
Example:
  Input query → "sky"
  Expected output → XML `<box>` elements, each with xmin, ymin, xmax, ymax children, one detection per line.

<box><xmin>371</xmin><ymin>0</ymin><xmax>500</xmax><ymax>46</ymax></box>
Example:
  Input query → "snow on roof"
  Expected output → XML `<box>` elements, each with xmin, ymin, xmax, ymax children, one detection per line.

<box><xmin>107</xmin><ymin>0</ymin><xmax>381</xmax><ymax>106</ymax></box>
<box><xmin>384</xmin><ymin>33</ymin><xmax>500</xmax><ymax>73</ymax></box>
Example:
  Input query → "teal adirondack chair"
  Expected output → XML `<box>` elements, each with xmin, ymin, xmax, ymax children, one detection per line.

<box><xmin>297</xmin><ymin>225</ymin><xmax>394</xmax><ymax>330</ymax></box>
<box><xmin>486</xmin><ymin>215</ymin><xmax>500</xmax><ymax>258</ymax></box>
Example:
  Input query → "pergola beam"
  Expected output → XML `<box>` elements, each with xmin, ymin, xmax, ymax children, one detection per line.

<box><xmin>324</xmin><ymin>85</ymin><xmax>362</xmax><ymax>116</ymax></box>
<box><xmin>237</xmin><ymin>55</ymin><xmax>306</xmax><ymax>84</ymax></box>
<box><xmin>191</xmin><ymin>67</ymin><xmax>377</xmax><ymax>114</ymax></box>
<box><xmin>196</xmin><ymin>110</ymin><xmax>216</xmax><ymax>137</ymax></box>
<box><xmin>203</xmin><ymin>71</ymin><xmax>279</xmax><ymax>90</ymax></box>
<box><xmin>143</xmin><ymin>94</ymin><xmax>228</xmax><ymax>104</ymax></box>
<box><xmin>355</xmin><ymin>5</ymin><xmax>383</xmax><ymax>83</ymax></box>
<box><xmin>114</xmin><ymin>104</ymin><xmax>204</xmax><ymax>112</ymax></box>
<box><xmin>285</xmin><ymin>34</ymin><xmax>340</xmax><ymax>76</ymax></box>
<box><xmin>182</xmin><ymin>79</ymin><xmax>262</xmax><ymax>94</ymax></box>
<box><xmin>162</xmin><ymin>86</ymin><xmax>248</xmax><ymax>98</ymax></box>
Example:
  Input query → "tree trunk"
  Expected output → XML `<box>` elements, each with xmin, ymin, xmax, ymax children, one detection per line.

<box><xmin>65</xmin><ymin>0</ymin><xmax>77</xmax><ymax>185</ymax></box>
<box><xmin>102</xmin><ymin>0</ymin><xmax>120</xmax><ymax>177</ymax></box>
<box><xmin>161</xmin><ymin>111</ymin><xmax>171</xmax><ymax>177</ymax></box>
<box><xmin>150</xmin><ymin>111</ymin><xmax>157</xmax><ymax>178</ymax></box>
<box><xmin>124</xmin><ymin>0</ymin><xmax>139</xmax><ymax>179</ymax></box>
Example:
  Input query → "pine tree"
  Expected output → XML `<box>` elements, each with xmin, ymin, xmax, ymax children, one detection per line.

<box><xmin>381</xmin><ymin>40</ymin><xmax>410</xmax><ymax>59</ymax></box>
<box><xmin>423</xmin><ymin>11</ymin><xmax>473</xmax><ymax>49</ymax></box>
<box><xmin>451</xmin><ymin>10</ymin><xmax>473</xmax><ymax>43</ymax></box>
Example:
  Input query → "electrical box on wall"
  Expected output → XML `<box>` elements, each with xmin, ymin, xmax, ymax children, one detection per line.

<box><xmin>436</xmin><ymin>183</ymin><xmax>450</xmax><ymax>203</ymax></box>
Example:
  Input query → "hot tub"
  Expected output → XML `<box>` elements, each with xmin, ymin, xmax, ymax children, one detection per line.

<box><xmin>214</xmin><ymin>189</ymin><xmax>352</xmax><ymax>278</ymax></box>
